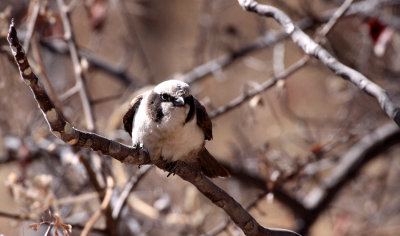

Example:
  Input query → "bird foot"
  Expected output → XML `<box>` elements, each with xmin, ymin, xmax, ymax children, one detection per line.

<box><xmin>133</xmin><ymin>142</ymin><xmax>144</xmax><ymax>150</ymax></box>
<box><xmin>165</xmin><ymin>161</ymin><xmax>178</xmax><ymax>177</ymax></box>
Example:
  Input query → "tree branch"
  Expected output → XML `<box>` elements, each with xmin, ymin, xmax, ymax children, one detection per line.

<box><xmin>57</xmin><ymin>0</ymin><xmax>96</xmax><ymax>131</ymax></box>
<box><xmin>112</xmin><ymin>165</ymin><xmax>152</xmax><ymax>220</ymax></box>
<box><xmin>210</xmin><ymin>56</ymin><xmax>309</xmax><ymax>119</ymax></box>
<box><xmin>181</xmin><ymin>18</ymin><xmax>314</xmax><ymax>85</ymax></box>
<box><xmin>7</xmin><ymin>19</ymin><xmax>150</xmax><ymax>166</ymax></box>
<box><xmin>7</xmin><ymin>20</ymin><xmax>301</xmax><ymax>236</ymax></box>
<box><xmin>226</xmin><ymin>123</ymin><xmax>400</xmax><ymax>235</ymax></box>
<box><xmin>237</xmin><ymin>0</ymin><xmax>400</xmax><ymax>127</ymax></box>
<box><xmin>299</xmin><ymin>122</ymin><xmax>400</xmax><ymax>234</ymax></box>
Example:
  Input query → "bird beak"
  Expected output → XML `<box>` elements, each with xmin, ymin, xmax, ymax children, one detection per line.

<box><xmin>173</xmin><ymin>96</ymin><xmax>185</xmax><ymax>107</ymax></box>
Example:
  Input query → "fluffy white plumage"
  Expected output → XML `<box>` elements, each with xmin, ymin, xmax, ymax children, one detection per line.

<box><xmin>131</xmin><ymin>80</ymin><xmax>205</xmax><ymax>162</ymax></box>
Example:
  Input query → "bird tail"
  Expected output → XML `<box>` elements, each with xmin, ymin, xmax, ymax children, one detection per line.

<box><xmin>197</xmin><ymin>148</ymin><xmax>230</xmax><ymax>178</ymax></box>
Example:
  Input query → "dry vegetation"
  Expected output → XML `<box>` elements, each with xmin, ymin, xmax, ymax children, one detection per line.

<box><xmin>1</xmin><ymin>0</ymin><xmax>400</xmax><ymax>235</ymax></box>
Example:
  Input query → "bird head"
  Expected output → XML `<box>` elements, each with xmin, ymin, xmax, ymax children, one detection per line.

<box><xmin>153</xmin><ymin>80</ymin><xmax>191</xmax><ymax>107</ymax></box>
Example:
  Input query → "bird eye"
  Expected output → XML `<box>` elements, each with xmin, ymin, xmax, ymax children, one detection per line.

<box><xmin>161</xmin><ymin>93</ymin><xmax>169</xmax><ymax>101</ymax></box>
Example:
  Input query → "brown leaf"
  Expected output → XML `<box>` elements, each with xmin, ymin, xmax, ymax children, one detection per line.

<box><xmin>62</xmin><ymin>223</ymin><xmax>72</xmax><ymax>234</ymax></box>
<box><xmin>29</xmin><ymin>223</ymin><xmax>41</xmax><ymax>231</ymax></box>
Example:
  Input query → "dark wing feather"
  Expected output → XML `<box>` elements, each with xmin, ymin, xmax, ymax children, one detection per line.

<box><xmin>122</xmin><ymin>95</ymin><xmax>143</xmax><ymax>136</ymax></box>
<box><xmin>194</xmin><ymin>98</ymin><xmax>213</xmax><ymax>140</ymax></box>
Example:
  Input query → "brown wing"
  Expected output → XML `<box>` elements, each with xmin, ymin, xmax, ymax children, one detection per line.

<box><xmin>194</xmin><ymin>98</ymin><xmax>213</xmax><ymax>140</ymax></box>
<box><xmin>122</xmin><ymin>95</ymin><xmax>143</xmax><ymax>136</ymax></box>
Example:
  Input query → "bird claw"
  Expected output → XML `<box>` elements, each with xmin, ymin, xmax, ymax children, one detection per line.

<box><xmin>133</xmin><ymin>143</ymin><xmax>144</xmax><ymax>150</ymax></box>
<box><xmin>165</xmin><ymin>161</ymin><xmax>178</xmax><ymax>177</ymax></box>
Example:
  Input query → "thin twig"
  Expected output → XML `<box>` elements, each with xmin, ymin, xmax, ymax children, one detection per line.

<box><xmin>0</xmin><ymin>210</ymin><xmax>105</xmax><ymax>233</ymax></box>
<box><xmin>237</xmin><ymin>0</ymin><xmax>400</xmax><ymax>127</ymax></box>
<box><xmin>31</xmin><ymin>35</ymin><xmax>67</xmax><ymax>119</ymax></box>
<box><xmin>315</xmin><ymin>0</ymin><xmax>355</xmax><ymax>41</ymax></box>
<box><xmin>57</xmin><ymin>0</ymin><xmax>96</xmax><ymax>131</ymax></box>
<box><xmin>210</xmin><ymin>56</ymin><xmax>309</xmax><ymax>119</ymax></box>
<box><xmin>23</xmin><ymin>0</ymin><xmax>40</xmax><ymax>54</ymax></box>
<box><xmin>44</xmin><ymin>225</ymin><xmax>53</xmax><ymax>236</ymax></box>
<box><xmin>39</xmin><ymin>40</ymin><xmax>138</xmax><ymax>86</ymax></box>
<box><xmin>182</xmin><ymin>18</ymin><xmax>314</xmax><ymax>85</ymax></box>
<box><xmin>116</xmin><ymin>0</ymin><xmax>155</xmax><ymax>83</ymax></box>
<box><xmin>298</xmin><ymin>123</ymin><xmax>400</xmax><ymax>234</ymax></box>
<box><xmin>112</xmin><ymin>165</ymin><xmax>152</xmax><ymax>220</ymax></box>
<box><xmin>81</xmin><ymin>176</ymin><xmax>114</xmax><ymax>236</ymax></box>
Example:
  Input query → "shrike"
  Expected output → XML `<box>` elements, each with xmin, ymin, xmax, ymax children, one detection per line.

<box><xmin>123</xmin><ymin>80</ymin><xmax>229</xmax><ymax>178</ymax></box>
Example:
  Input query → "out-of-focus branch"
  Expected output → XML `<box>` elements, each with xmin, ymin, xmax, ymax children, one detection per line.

<box><xmin>57</xmin><ymin>0</ymin><xmax>96</xmax><ymax>132</ymax></box>
<box><xmin>31</xmin><ymin>36</ymin><xmax>67</xmax><ymax>120</ymax></box>
<box><xmin>23</xmin><ymin>0</ymin><xmax>40</xmax><ymax>54</ymax></box>
<box><xmin>181</xmin><ymin>18</ymin><xmax>314</xmax><ymax>85</ymax></box>
<box><xmin>238</xmin><ymin>0</ymin><xmax>400</xmax><ymax>125</ymax></box>
<box><xmin>210</xmin><ymin>56</ymin><xmax>309</xmax><ymax>119</ymax></box>
<box><xmin>7</xmin><ymin>19</ymin><xmax>150</xmax><ymax>165</ymax></box>
<box><xmin>299</xmin><ymin>123</ymin><xmax>400</xmax><ymax>234</ymax></box>
<box><xmin>226</xmin><ymin>123</ymin><xmax>400</xmax><ymax>235</ymax></box>
<box><xmin>39</xmin><ymin>40</ymin><xmax>138</xmax><ymax>86</ymax></box>
<box><xmin>210</xmin><ymin>0</ymin><xmax>354</xmax><ymax>120</ymax></box>
<box><xmin>315</xmin><ymin>0</ymin><xmax>354</xmax><ymax>41</ymax></box>
<box><xmin>0</xmin><ymin>210</ymin><xmax>106</xmax><ymax>233</ymax></box>
<box><xmin>81</xmin><ymin>177</ymin><xmax>114</xmax><ymax>236</ymax></box>
<box><xmin>237</xmin><ymin>0</ymin><xmax>400</xmax><ymax>127</ymax></box>
<box><xmin>346</xmin><ymin>0</ymin><xmax>400</xmax><ymax>31</ymax></box>
<box><xmin>112</xmin><ymin>165</ymin><xmax>152</xmax><ymax>220</ymax></box>
<box><xmin>8</xmin><ymin>21</ymin><xmax>301</xmax><ymax>236</ymax></box>
<box><xmin>116</xmin><ymin>0</ymin><xmax>155</xmax><ymax>83</ymax></box>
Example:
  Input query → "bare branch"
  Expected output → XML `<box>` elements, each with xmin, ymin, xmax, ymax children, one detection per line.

<box><xmin>112</xmin><ymin>165</ymin><xmax>152</xmax><ymax>220</ymax></box>
<box><xmin>39</xmin><ymin>40</ymin><xmax>139</xmax><ymax>86</ymax></box>
<box><xmin>181</xmin><ymin>18</ymin><xmax>314</xmax><ymax>85</ymax></box>
<box><xmin>31</xmin><ymin>36</ymin><xmax>67</xmax><ymax>120</ymax></box>
<box><xmin>205</xmin><ymin>191</ymin><xmax>268</xmax><ymax>236</ymax></box>
<box><xmin>116</xmin><ymin>0</ymin><xmax>155</xmax><ymax>83</ymax></box>
<box><xmin>237</xmin><ymin>0</ymin><xmax>400</xmax><ymax>127</ymax></box>
<box><xmin>304</xmin><ymin>122</ymin><xmax>400</xmax><ymax>205</ymax></box>
<box><xmin>57</xmin><ymin>0</ymin><xmax>96</xmax><ymax>131</ymax></box>
<box><xmin>0</xmin><ymin>210</ymin><xmax>105</xmax><ymax>234</ymax></box>
<box><xmin>23</xmin><ymin>0</ymin><xmax>40</xmax><ymax>54</ymax></box>
<box><xmin>210</xmin><ymin>56</ymin><xmax>309</xmax><ymax>119</ymax></box>
<box><xmin>7</xmin><ymin>20</ymin><xmax>301</xmax><ymax>236</ymax></box>
<box><xmin>81</xmin><ymin>177</ymin><xmax>114</xmax><ymax>236</ymax></box>
<box><xmin>227</xmin><ymin>123</ymin><xmax>400</xmax><ymax>235</ymax></box>
<box><xmin>315</xmin><ymin>0</ymin><xmax>354</xmax><ymax>41</ymax></box>
<box><xmin>157</xmin><ymin>161</ymin><xmax>301</xmax><ymax>236</ymax></box>
<box><xmin>7</xmin><ymin>19</ymin><xmax>150</xmax><ymax>166</ymax></box>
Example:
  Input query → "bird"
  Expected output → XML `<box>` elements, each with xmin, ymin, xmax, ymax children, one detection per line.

<box><xmin>122</xmin><ymin>80</ymin><xmax>229</xmax><ymax>178</ymax></box>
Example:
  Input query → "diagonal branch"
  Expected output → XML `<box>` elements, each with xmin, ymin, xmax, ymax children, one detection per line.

<box><xmin>237</xmin><ymin>0</ymin><xmax>400</xmax><ymax>127</ymax></box>
<box><xmin>210</xmin><ymin>56</ymin><xmax>309</xmax><ymax>119</ymax></box>
<box><xmin>7</xmin><ymin>20</ymin><xmax>301</xmax><ymax>236</ymax></box>
<box><xmin>7</xmin><ymin>19</ymin><xmax>150</xmax><ymax>166</ymax></box>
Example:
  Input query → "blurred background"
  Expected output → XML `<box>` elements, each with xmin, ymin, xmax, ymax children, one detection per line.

<box><xmin>1</xmin><ymin>0</ymin><xmax>400</xmax><ymax>235</ymax></box>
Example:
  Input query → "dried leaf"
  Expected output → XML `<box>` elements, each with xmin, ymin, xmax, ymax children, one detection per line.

<box><xmin>29</xmin><ymin>223</ymin><xmax>41</xmax><ymax>231</ymax></box>
<box><xmin>62</xmin><ymin>223</ymin><xmax>72</xmax><ymax>233</ymax></box>
<box><xmin>42</xmin><ymin>209</ymin><xmax>52</xmax><ymax>222</ymax></box>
